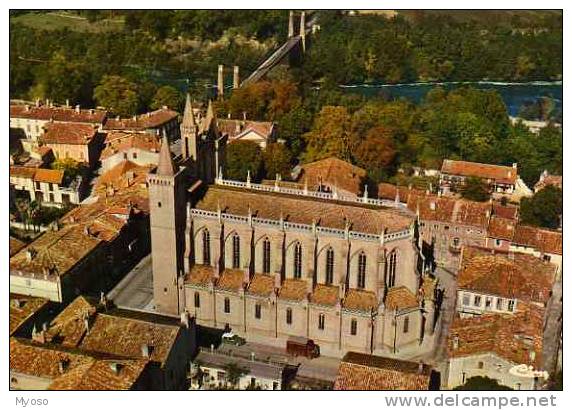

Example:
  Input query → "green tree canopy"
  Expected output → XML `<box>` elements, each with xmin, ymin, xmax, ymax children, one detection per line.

<box><xmin>454</xmin><ymin>376</ymin><xmax>512</xmax><ymax>391</ymax></box>
<box><xmin>225</xmin><ymin>141</ymin><xmax>263</xmax><ymax>182</ymax></box>
<box><xmin>303</xmin><ymin>106</ymin><xmax>354</xmax><ymax>163</ymax></box>
<box><xmin>94</xmin><ymin>75</ymin><xmax>139</xmax><ymax>116</ymax></box>
<box><xmin>151</xmin><ymin>85</ymin><xmax>184</xmax><ymax>112</ymax></box>
<box><xmin>520</xmin><ymin>186</ymin><xmax>562</xmax><ymax>229</ymax></box>
<box><xmin>460</xmin><ymin>177</ymin><xmax>490</xmax><ymax>202</ymax></box>
<box><xmin>263</xmin><ymin>143</ymin><xmax>293</xmax><ymax>180</ymax></box>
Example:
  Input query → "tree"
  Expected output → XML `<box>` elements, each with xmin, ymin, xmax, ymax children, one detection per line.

<box><xmin>263</xmin><ymin>143</ymin><xmax>293</xmax><ymax>180</ymax></box>
<box><xmin>94</xmin><ymin>75</ymin><xmax>139</xmax><ymax>116</ymax></box>
<box><xmin>151</xmin><ymin>85</ymin><xmax>183</xmax><ymax>112</ymax></box>
<box><xmin>303</xmin><ymin>106</ymin><xmax>354</xmax><ymax>163</ymax></box>
<box><xmin>52</xmin><ymin>158</ymin><xmax>82</xmax><ymax>180</ymax></box>
<box><xmin>520</xmin><ymin>186</ymin><xmax>562</xmax><ymax>229</ymax></box>
<box><xmin>225</xmin><ymin>141</ymin><xmax>263</xmax><ymax>182</ymax></box>
<box><xmin>460</xmin><ymin>177</ymin><xmax>490</xmax><ymax>202</ymax></box>
<box><xmin>454</xmin><ymin>376</ymin><xmax>512</xmax><ymax>391</ymax></box>
<box><xmin>353</xmin><ymin>127</ymin><xmax>396</xmax><ymax>182</ymax></box>
<box><xmin>223</xmin><ymin>362</ymin><xmax>249</xmax><ymax>389</ymax></box>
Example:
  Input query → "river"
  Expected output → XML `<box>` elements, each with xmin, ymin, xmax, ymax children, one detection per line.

<box><xmin>338</xmin><ymin>81</ymin><xmax>562</xmax><ymax>117</ymax></box>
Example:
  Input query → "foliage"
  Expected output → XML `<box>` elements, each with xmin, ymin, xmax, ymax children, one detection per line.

<box><xmin>303</xmin><ymin>106</ymin><xmax>354</xmax><ymax>163</ymax></box>
<box><xmin>460</xmin><ymin>177</ymin><xmax>490</xmax><ymax>202</ymax></box>
<box><xmin>151</xmin><ymin>85</ymin><xmax>184</xmax><ymax>112</ymax></box>
<box><xmin>353</xmin><ymin>127</ymin><xmax>396</xmax><ymax>182</ymax></box>
<box><xmin>520</xmin><ymin>186</ymin><xmax>562</xmax><ymax>229</ymax></box>
<box><xmin>222</xmin><ymin>362</ymin><xmax>249</xmax><ymax>388</ymax></box>
<box><xmin>453</xmin><ymin>376</ymin><xmax>513</xmax><ymax>391</ymax></box>
<box><xmin>94</xmin><ymin>75</ymin><xmax>139</xmax><ymax>116</ymax></box>
<box><xmin>262</xmin><ymin>143</ymin><xmax>293</xmax><ymax>180</ymax></box>
<box><xmin>225</xmin><ymin>141</ymin><xmax>263</xmax><ymax>181</ymax></box>
<box><xmin>51</xmin><ymin>158</ymin><xmax>83</xmax><ymax>180</ymax></box>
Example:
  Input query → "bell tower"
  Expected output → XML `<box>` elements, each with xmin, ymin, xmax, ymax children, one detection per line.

<box><xmin>148</xmin><ymin>135</ymin><xmax>187</xmax><ymax>315</ymax></box>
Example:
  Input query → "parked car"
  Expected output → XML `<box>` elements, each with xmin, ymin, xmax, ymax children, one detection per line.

<box><xmin>221</xmin><ymin>332</ymin><xmax>246</xmax><ymax>346</ymax></box>
<box><xmin>286</xmin><ymin>336</ymin><xmax>320</xmax><ymax>359</ymax></box>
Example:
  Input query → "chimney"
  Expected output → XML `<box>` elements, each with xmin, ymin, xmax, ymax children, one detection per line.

<box><xmin>180</xmin><ymin>310</ymin><xmax>190</xmax><ymax>328</ymax></box>
<box><xmin>75</xmin><ymin>105</ymin><xmax>80</xmax><ymax>114</ymax></box>
<box><xmin>217</xmin><ymin>64</ymin><xmax>224</xmax><ymax>99</ymax></box>
<box><xmin>89</xmin><ymin>109</ymin><xmax>94</xmax><ymax>115</ymax></box>
<box><xmin>453</xmin><ymin>336</ymin><xmax>459</xmax><ymax>350</ymax></box>
<box><xmin>26</xmin><ymin>248</ymin><xmax>35</xmax><ymax>262</ymax></box>
<box><xmin>418</xmin><ymin>361</ymin><xmax>424</xmax><ymax>374</ymax></box>
<box><xmin>25</xmin><ymin>104</ymin><xmax>30</xmax><ymax>112</ymax></box>
<box><xmin>233</xmin><ymin>66</ymin><xmax>240</xmax><ymax>89</ymax></box>
<box><xmin>429</xmin><ymin>201</ymin><xmax>436</xmax><ymax>211</ymax></box>
<box><xmin>242</xmin><ymin>112</ymin><xmax>247</xmax><ymax>121</ymax></box>
<box><xmin>45</xmin><ymin>98</ymin><xmax>50</xmax><ymax>107</ymax></box>
<box><xmin>288</xmin><ymin>11</ymin><xmax>294</xmax><ymax>38</ymax></box>
<box><xmin>512</xmin><ymin>163</ymin><xmax>518</xmax><ymax>169</ymax></box>
<box><xmin>35</xmin><ymin>98</ymin><xmax>40</xmax><ymax>107</ymax></box>
<box><xmin>65</xmin><ymin>99</ymin><xmax>70</xmax><ymax>108</ymax></box>
<box><xmin>58</xmin><ymin>359</ymin><xmax>69</xmax><ymax>374</ymax></box>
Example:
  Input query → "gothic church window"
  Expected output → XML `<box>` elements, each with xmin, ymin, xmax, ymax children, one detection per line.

<box><xmin>318</xmin><ymin>313</ymin><xmax>325</xmax><ymax>330</ymax></box>
<box><xmin>358</xmin><ymin>252</ymin><xmax>367</xmax><ymax>289</ymax></box>
<box><xmin>325</xmin><ymin>247</ymin><xmax>334</xmax><ymax>285</ymax></box>
<box><xmin>224</xmin><ymin>297</ymin><xmax>230</xmax><ymax>313</ymax></box>
<box><xmin>350</xmin><ymin>319</ymin><xmax>357</xmax><ymax>335</ymax></box>
<box><xmin>232</xmin><ymin>233</ymin><xmax>240</xmax><ymax>269</ymax></box>
<box><xmin>263</xmin><ymin>238</ymin><xmax>271</xmax><ymax>274</ymax></box>
<box><xmin>202</xmin><ymin>229</ymin><xmax>211</xmax><ymax>265</ymax></box>
<box><xmin>294</xmin><ymin>242</ymin><xmax>302</xmax><ymax>279</ymax></box>
<box><xmin>388</xmin><ymin>250</ymin><xmax>398</xmax><ymax>287</ymax></box>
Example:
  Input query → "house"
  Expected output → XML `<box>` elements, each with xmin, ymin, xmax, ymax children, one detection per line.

<box><xmin>10</xmin><ymin>101</ymin><xmax>106</xmax><ymax>140</ymax></box>
<box><xmin>10</xmin><ymin>293</ymin><xmax>51</xmax><ymax>336</ymax></box>
<box><xmin>10</xmin><ymin>237</ymin><xmax>27</xmax><ymax>257</ymax></box>
<box><xmin>216</xmin><ymin>118</ymin><xmax>275</xmax><ymax>149</ymax></box>
<box><xmin>33</xmin><ymin>296</ymin><xmax>196</xmax><ymax>390</ymax></box>
<box><xmin>9</xmin><ymin>337</ymin><xmax>153</xmax><ymax>390</ymax></box>
<box><xmin>333</xmin><ymin>352</ymin><xmax>434</xmax><ymax>390</ymax></box>
<box><xmin>510</xmin><ymin>225</ymin><xmax>562</xmax><ymax>277</ymax></box>
<box><xmin>190</xmin><ymin>347</ymin><xmax>285</xmax><ymax>390</ymax></box>
<box><xmin>447</xmin><ymin>306</ymin><xmax>548</xmax><ymax>390</ymax></box>
<box><xmin>378</xmin><ymin>183</ymin><xmax>426</xmax><ymax>204</ymax></box>
<box><xmin>456</xmin><ymin>246</ymin><xmax>556</xmax><ymax>318</ymax></box>
<box><xmin>40</xmin><ymin>122</ymin><xmax>101</xmax><ymax>167</ymax></box>
<box><xmin>440</xmin><ymin>159</ymin><xmax>529</xmax><ymax>198</ymax></box>
<box><xmin>294</xmin><ymin>157</ymin><xmax>367</xmax><ymax>199</ymax></box>
<box><xmin>102</xmin><ymin>108</ymin><xmax>179</xmax><ymax>140</ymax></box>
<box><xmin>10</xmin><ymin>166</ymin><xmax>84</xmax><ymax>206</ymax></box>
<box><xmin>100</xmin><ymin>132</ymin><xmax>161</xmax><ymax>172</ymax></box>
<box><xmin>534</xmin><ymin>170</ymin><xmax>562</xmax><ymax>193</ymax></box>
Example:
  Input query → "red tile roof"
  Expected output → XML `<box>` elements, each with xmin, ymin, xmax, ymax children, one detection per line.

<box><xmin>299</xmin><ymin>157</ymin><xmax>367</xmax><ymax>196</ymax></box>
<box><xmin>310</xmin><ymin>284</ymin><xmax>339</xmax><ymax>306</ymax></box>
<box><xmin>512</xmin><ymin>225</ymin><xmax>562</xmax><ymax>255</ymax></box>
<box><xmin>334</xmin><ymin>352</ymin><xmax>432</xmax><ymax>390</ymax></box>
<box><xmin>487</xmin><ymin>216</ymin><xmax>516</xmax><ymax>241</ymax></box>
<box><xmin>247</xmin><ymin>274</ymin><xmax>276</xmax><ymax>297</ymax></box>
<box><xmin>384</xmin><ymin>286</ymin><xmax>419</xmax><ymax>311</ymax></box>
<box><xmin>41</xmin><ymin>122</ymin><xmax>98</xmax><ymax>145</ymax></box>
<box><xmin>407</xmin><ymin>194</ymin><xmax>491</xmax><ymax>228</ymax></box>
<box><xmin>343</xmin><ymin>289</ymin><xmax>378</xmax><ymax>311</ymax></box>
<box><xmin>34</xmin><ymin>168</ymin><xmax>64</xmax><ymax>184</ymax></box>
<box><xmin>459</xmin><ymin>246</ymin><xmax>555</xmax><ymax>304</ymax></box>
<box><xmin>448</xmin><ymin>306</ymin><xmax>544</xmax><ymax>368</ymax></box>
<box><xmin>216</xmin><ymin>119</ymin><xmax>274</xmax><ymax>140</ymax></box>
<box><xmin>441</xmin><ymin>160</ymin><xmax>517</xmax><ymax>184</ymax></box>
<box><xmin>101</xmin><ymin>132</ymin><xmax>161</xmax><ymax>160</ymax></box>
<box><xmin>378</xmin><ymin>183</ymin><xmax>425</xmax><ymax>202</ymax></box>
<box><xmin>10</xmin><ymin>104</ymin><xmax>106</xmax><ymax>124</ymax></box>
<box><xmin>103</xmin><ymin>109</ymin><xmax>178</xmax><ymax>131</ymax></box>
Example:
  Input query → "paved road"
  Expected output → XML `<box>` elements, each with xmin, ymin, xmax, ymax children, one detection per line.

<box><xmin>108</xmin><ymin>253</ymin><xmax>155</xmax><ymax>311</ymax></box>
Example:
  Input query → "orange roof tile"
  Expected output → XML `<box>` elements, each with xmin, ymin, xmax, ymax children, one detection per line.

<box><xmin>310</xmin><ymin>284</ymin><xmax>339</xmax><ymax>306</ymax></box>
<box><xmin>247</xmin><ymin>274</ymin><xmax>276</xmax><ymax>297</ymax></box>
<box><xmin>384</xmin><ymin>287</ymin><xmax>419</xmax><ymax>311</ymax></box>
<box><xmin>334</xmin><ymin>352</ymin><xmax>431</xmax><ymax>390</ymax></box>
<box><xmin>103</xmin><ymin>109</ymin><xmax>178</xmax><ymax>131</ymax></box>
<box><xmin>10</xmin><ymin>104</ymin><xmax>106</xmax><ymax>123</ymax></box>
<box><xmin>9</xmin><ymin>237</ymin><xmax>27</xmax><ymax>257</ymax></box>
<box><xmin>10</xmin><ymin>293</ymin><xmax>49</xmax><ymax>336</ymax></box>
<box><xmin>459</xmin><ymin>246</ymin><xmax>555</xmax><ymax>304</ymax></box>
<box><xmin>216</xmin><ymin>118</ymin><xmax>274</xmax><ymax>141</ymax></box>
<box><xmin>299</xmin><ymin>157</ymin><xmax>366</xmax><ymax>195</ymax></box>
<box><xmin>10</xmin><ymin>166</ymin><xmax>37</xmax><ymax>179</ymax></box>
<box><xmin>101</xmin><ymin>132</ymin><xmax>161</xmax><ymax>161</ymax></box>
<box><xmin>344</xmin><ymin>289</ymin><xmax>378</xmax><ymax>311</ymax></box>
<box><xmin>185</xmin><ymin>264</ymin><xmax>214</xmax><ymax>286</ymax></box>
<box><xmin>487</xmin><ymin>216</ymin><xmax>516</xmax><ymax>241</ymax></box>
<box><xmin>216</xmin><ymin>269</ymin><xmax>245</xmax><ymax>292</ymax></box>
<box><xmin>448</xmin><ymin>306</ymin><xmax>544</xmax><ymax>368</ymax></box>
<box><xmin>513</xmin><ymin>225</ymin><xmax>562</xmax><ymax>255</ymax></box>
<box><xmin>377</xmin><ymin>183</ymin><xmax>425</xmax><ymax>202</ymax></box>
<box><xmin>407</xmin><ymin>194</ymin><xmax>491</xmax><ymax>228</ymax></box>
<box><xmin>442</xmin><ymin>159</ymin><xmax>517</xmax><ymax>184</ymax></box>
<box><xmin>279</xmin><ymin>279</ymin><xmax>308</xmax><ymax>302</ymax></box>
<box><xmin>41</xmin><ymin>122</ymin><xmax>98</xmax><ymax>145</ymax></box>
<box><xmin>34</xmin><ymin>168</ymin><xmax>64</xmax><ymax>184</ymax></box>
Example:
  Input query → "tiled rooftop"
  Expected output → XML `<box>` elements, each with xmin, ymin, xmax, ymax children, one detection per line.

<box><xmin>10</xmin><ymin>166</ymin><xmax>64</xmax><ymax>185</ymax></box>
<box><xmin>378</xmin><ymin>183</ymin><xmax>425</xmax><ymax>202</ymax></box>
<box><xmin>101</xmin><ymin>132</ymin><xmax>161</xmax><ymax>160</ymax></box>
<box><xmin>407</xmin><ymin>194</ymin><xmax>491</xmax><ymax>228</ymax></box>
<box><xmin>384</xmin><ymin>286</ymin><xmax>419</xmax><ymax>311</ymax></box>
<box><xmin>247</xmin><ymin>274</ymin><xmax>276</xmax><ymax>297</ymax></box>
<box><xmin>487</xmin><ymin>216</ymin><xmax>516</xmax><ymax>241</ymax></box>
<box><xmin>459</xmin><ymin>246</ymin><xmax>555</xmax><ymax>304</ymax></box>
<box><xmin>343</xmin><ymin>289</ymin><xmax>378</xmax><ymax>311</ymax></box>
<box><xmin>278</xmin><ymin>279</ymin><xmax>308</xmax><ymax>302</ymax></box>
<box><xmin>10</xmin><ymin>293</ymin><xmax>49</xmax><ymax>336</ymax></box>
<box><xmin>334</xmin><ymin>352</ymin><xmax>431</xmax><ymax>390</ymax></box>
<box><xmin>196</xmin><ymin>186</ymin><xmax>413</xmax><ymax>234</ymax></box>
<box><xmin>9</xmin><ymin>236</ymin><xmax>26</xmax><ymax>257</ymax></box>
<box><xmin>185</xmin><ymin>264</ymin><xmax>214</xmax><ymax>286</ymax></box>
<box><xmin>448</xmin><ymin>305</ymin><xmax>544</xmax><ymax>368</ymax></box>
<box><xmin>216</xmin><ymin>118</ymin><xmax>274</xmax><ymax>140</ymax></box>
<box><xmin>216</xmin><ymin>269</ymin><xmax>245</xmax><ymax>292</ymax></box>
<box><xmin>103</xmin><ymin>108</ymin><xmax>178</xmax><ymax>131</ymax></box>
<box><xmin>310</xmin><ymin>284</ymin><xmax>339</xmax><ymax>307</ymax></box>
<box><xmin>513</xmin><ymin>225</ymin><xmax>562</xmax><ymax>255</ymax></box>
<box><xmin>441</xmin><ymin>159</ymin><xmax>517</xmax><ymax>184</ymax></box>
<box><xmin>10</xmin><ymin>104</ymin><xmax>106</xmax><ymax>123</ymax></box>
<box><xmin>41</xmin><ymin>122</ymin><xmax>98</xmax><ymax>145</ymax></box>
<box><xmin>298</xmin><ymin>157</ymin><xmax>367</xmax><ymax>196</ymax></box>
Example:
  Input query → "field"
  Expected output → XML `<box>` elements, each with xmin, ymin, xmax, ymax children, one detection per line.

<box><xmin>10</xmin><ymin>11</ymin><xmax>124</xmax><ymax>33</ymax></box>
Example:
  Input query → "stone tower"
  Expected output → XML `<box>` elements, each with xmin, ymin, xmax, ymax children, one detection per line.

<box><xmin>148</xmin><ymin>135</ymin><xmax>187</xmax><ymax>315</ymax></box>
<box><xmin>181</xmin><ymin>93</ymin><xmax>198</xmax><ymax>161</ymax></box>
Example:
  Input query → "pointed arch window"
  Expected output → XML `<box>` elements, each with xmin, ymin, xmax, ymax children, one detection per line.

<box><xmin>357</xmin><ymin>252</ymin><xmax>367</xmax><ymax>289</ymax></box>
<box><xmin>263</xmin><ymin>238</ymin><xmax>271</xmax><ymax>274</ymax></box>
<box><xmin>350</xmin><ymin>319</ymin><xmax>358</xmax><ymax>336</ymax></box>
<box><xmin>294</xmin><ymin>242</ymin><xmax>302</xmax><ymax>279</ymax></box>
<box><xmin>202</xmin><ymin>229</ymin><xmax>211</xmax><ymax>265</ymax></box>
<box><xmin>318</xmin><ymin>313</ymin><xmax>325</xmax><ymax>330</ymax></box>
<box><xmin>232</xmin><ymin>233</ymin><xmax>240</xmax><ymax>269</ymax></box>
<box><xmin>325</xmin><ymin>247</ymin><xmax>334</xmax><ymax>285</ymax></box>
<box><xmin>388</xmin><ymin>250</ymin><xmax>398</xmax><ymax>288</ymax></box>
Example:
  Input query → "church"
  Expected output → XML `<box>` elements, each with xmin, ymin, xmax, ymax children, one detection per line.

<box><xmin>147</xmin><ymin>95</ymin><xmax>437</xmax><ymax>357</ymax></box>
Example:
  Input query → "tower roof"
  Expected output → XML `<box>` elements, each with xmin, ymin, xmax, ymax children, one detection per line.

<box><xmin>156</xmin><ymin>135</ymin><xmax>176</xmax><ymax>176</ymax></box>
<box><xmin>181</xmin><ymin>93</ymin><xmax>197</xmax><ymax>129</ymax></box>
<box><xmin>202</xmin><ymin>100</ymin><xmax>216</xmax><ymax>133</ymax></box>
